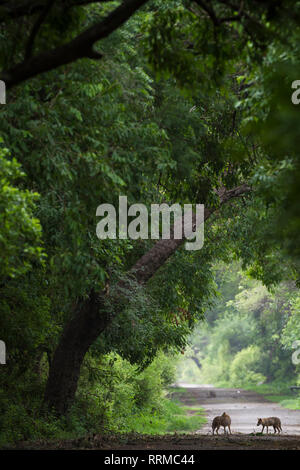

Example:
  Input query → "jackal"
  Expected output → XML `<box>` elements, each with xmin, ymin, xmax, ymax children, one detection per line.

<box><xmin>257</xmin><ymin>417</ymin><xmax>282</xmax><ymax>434</ymax></box>
<box><xmin>212</xmin><ymin>412</ymin><xmax>232</xmax><ymax>435</ymax></box>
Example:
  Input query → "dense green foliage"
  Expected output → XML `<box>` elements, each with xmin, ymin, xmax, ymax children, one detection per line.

<box><xmin>178</xmin><ymin>262</ymin><xmax>300</xmax><ymax>393</ymax></box>
<box><xmin>0</xmin><ymin>144</ymin><xmax>44</xmax><ymax>280</ymax></box>
<box><xmin>0</xmin><ymin>351</ymin><xmax>206</xmax><ymax>446</ymax></box>
<box><xmin>0</xmin><ymin>0</ymin><xmax>300</xmax><ymax>445</ymax></box>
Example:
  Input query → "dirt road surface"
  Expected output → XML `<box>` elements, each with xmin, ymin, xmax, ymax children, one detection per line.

<box><xmin>175</xmin><ymin>383</ymin><xmax>300</xmax><ymax>435</ymax></box>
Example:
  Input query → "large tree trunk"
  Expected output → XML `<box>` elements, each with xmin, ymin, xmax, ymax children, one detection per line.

<box><xmin>44</xmin><ymin>291</ymin><xmax>110</xmax><ymax>414</ymax></box>
<box><xmin>44</xmin><ymin>184</ymin><xmax>250</xmax><ymax>415</ymax></box>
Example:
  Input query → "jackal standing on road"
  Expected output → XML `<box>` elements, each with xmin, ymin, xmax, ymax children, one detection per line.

<box><xmin>257</xmin><ymin>417</ymin><xmax>282</xmax><ymax>434</ymax></box>
<box><xmin>212</xmin><ymin>412</ymin><xmax>232</xmax><ymax>435</ymax></box>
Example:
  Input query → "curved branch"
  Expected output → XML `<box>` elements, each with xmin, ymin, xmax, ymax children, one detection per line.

<box><xmin>1</xmin><ymin>0</ymin><xmax>150</xmax><ymax>89</ymax></box>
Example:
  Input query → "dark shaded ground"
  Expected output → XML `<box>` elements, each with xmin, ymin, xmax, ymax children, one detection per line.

<box><xmin>11</xmin><ymin>433</ymin><xmax>300</xmax><ymax>450</ymax></box>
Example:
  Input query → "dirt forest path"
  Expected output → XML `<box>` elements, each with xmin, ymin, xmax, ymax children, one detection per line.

<box><xmin>175</xmin><ymin>383</ymin><xmax>300</xmax><ymax>435</ymax></box>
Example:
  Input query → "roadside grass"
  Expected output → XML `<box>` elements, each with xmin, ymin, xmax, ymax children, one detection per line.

<box><xmin>244</xmin><ymin>382</ymin><xmax>300</xmax><ymax>410</ymax></box>
<box><xmin>210</xmin><ymin>380</ymin><xmax>300</xmax><ymax>410</ymax></box>
<box><xmin>126</xmin><ymin>397</ymin><xmax>206</xmax><ymax>435</ymax></box>
<box><xmin>272</xmin><ymin>397</ymin><xmax>300</xmax><ymax>410</ymax></box>
<box><xmin>168</xmin><ymin>386</ymin><xmax>188</xmax><ymax>395</ymax></box>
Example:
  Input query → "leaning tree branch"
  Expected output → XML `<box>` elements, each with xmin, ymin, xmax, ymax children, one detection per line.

<box><xmin>43</xmin><ymin>182</ymin><xmax>251</xmax><ymax>414</ymax></box>
<box><xmin>1</xmin><ymin>0</ymin><xmax>150</xmax><ymax>89</ymax></box>
<box><xmin>130</xmin><ymin>183</ymin><xmax>251</xmax><ymax>284</ymax></box>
